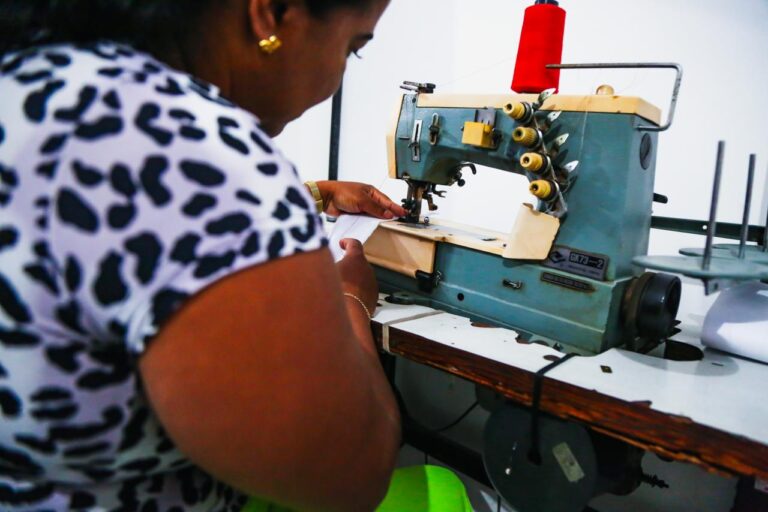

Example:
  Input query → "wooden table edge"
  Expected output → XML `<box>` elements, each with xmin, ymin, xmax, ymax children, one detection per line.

<box><xmin>372</xmin><ymin>322</ymin><xmax>768</xmax><ymax>481</ymax></box>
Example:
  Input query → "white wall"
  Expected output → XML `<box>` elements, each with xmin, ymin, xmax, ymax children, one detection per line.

<box><xmin>273</xmin><ymin>97</ymin><xmax>333</xmax><ymax>182</ymax></box>
<box><xmin>278</xmin><ymin>1</ymin><xmax>768</xmax><ymax>510</ymax></box>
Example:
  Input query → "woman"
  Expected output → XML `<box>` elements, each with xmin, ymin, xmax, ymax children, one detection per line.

<box><xmin>0</xmin><ymin>0</ymin><xmax>402</xmax><ymax>510</ymax></box>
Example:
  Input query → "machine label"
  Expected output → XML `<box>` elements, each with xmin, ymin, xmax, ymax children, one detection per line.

<box><xmin>552</xmin><ymin>442</ymin><xmax>586</xmax><ymax>483</ymax></box>
<box><xmin>540</xmin><ymin>272</ymin><xmax>595</xmax><ymax>293</ymax></box>
<box><xmin>543</xmin><ymin>246</ymin><xmax>609</xmax><ymax>281</ymax></box>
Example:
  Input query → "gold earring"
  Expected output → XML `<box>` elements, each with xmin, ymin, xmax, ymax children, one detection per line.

<box><xmin>259</xmin><ymin>35</ymin><xmax>282</xmax><ymax>54</ymax></box>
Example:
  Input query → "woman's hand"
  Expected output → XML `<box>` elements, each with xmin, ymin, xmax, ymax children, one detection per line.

<box><xmin>336</xmin><ymin>238</ymin><xmax>378</xmax><ymax>314</ymax></box>
<box><xmin>315</xmin><ymin>181</ymin><xmax>407</xmax><ymax>219</ymax></box>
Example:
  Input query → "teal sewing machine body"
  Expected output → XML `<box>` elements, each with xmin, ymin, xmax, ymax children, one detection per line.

<box><xmin>370</xmin><ymin>90</ymin><xmax>678</xmax><ymax>354</ymax></box>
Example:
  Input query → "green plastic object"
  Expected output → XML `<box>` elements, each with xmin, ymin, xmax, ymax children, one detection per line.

<box><xmin>241</xmin><ymin>496</ymin><xmax>292</xmax><ymax>512</ymax></box>
<box><xmin>240</xmin><ymin>465</ymin><xmax>472</xmax><ymax>512</ymax></box>
<box><xmin>376</xmin><ymin>465</ymin><xmax>472</xmax><ymax>512</ymax></box>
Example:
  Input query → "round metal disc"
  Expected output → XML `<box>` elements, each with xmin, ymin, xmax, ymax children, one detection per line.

<box><xmin>483</xmin><ymin>406</ymin><xmax>597</xmax><ymax>512</ymax></box>
<box><xmin>709</xmin><ymin>244</ymin><xmax>768</xmax><ymax>265</ymax></box>
<box><xmin>678</xmin><ymin>247</ymin><xmax>731</xmax><ymax>259</ymax></box>
<box><xmin>633</xmin><ymin>255</ymin><xmax>768</xmax><ymax>280</ymax></box>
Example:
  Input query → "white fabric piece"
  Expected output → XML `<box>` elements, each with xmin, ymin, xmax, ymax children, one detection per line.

<box><xmin>328</xmin><ymin>214</ymin><xmax>384</xmax><ymax>261</ymax></box>
<box><xmin>702</xmin><ymin>281</ymin><xmax>768</xmax><ymax>363</ymax></box>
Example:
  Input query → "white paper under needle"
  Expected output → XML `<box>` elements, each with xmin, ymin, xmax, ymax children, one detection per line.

<box><xmin>328</xmin><ymin>214</ymin><xmax>385</xmax><ymax>262</ymax></box>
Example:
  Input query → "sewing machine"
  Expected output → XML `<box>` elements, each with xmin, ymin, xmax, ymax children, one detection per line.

<box><xmin>364</xmin><ymin>79</ymin><xmax>683</xmax><ymax>355</ymax></box>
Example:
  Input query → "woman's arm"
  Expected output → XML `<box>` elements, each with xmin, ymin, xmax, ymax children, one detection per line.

<box><xmin>139</xmin><ymin>247</ymin><xmax>400</xmax><ymax>512</ymax></box>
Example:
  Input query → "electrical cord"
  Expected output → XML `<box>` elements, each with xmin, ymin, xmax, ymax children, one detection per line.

<box><xmin>432</xmin><ymin>401</ymin><xmax>479</xmax><ymax>433</ymax></box>
<box><xmin>386</xmin><ymin>363</ymin><xmax>606</xmax><ymax>512</ymax></box>
<box><xmin>391</xmin><ymin>381</ymin><xmax>480</xmax><ymax>436</ymax></box>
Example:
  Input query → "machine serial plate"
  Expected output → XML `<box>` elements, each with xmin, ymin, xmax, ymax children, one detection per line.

<box><xmin>540</xmin><ymin>272</ymin><xmax>595</xmax><ymax>293</ymax></box>
<box><xmin>543</xmin><ymin>246</ymin><xmax>609</xmax><ymax>281</ymax></box>
<box><xmin>552</xmin><ymin>442</ymin><xmax>586</xmax><ymax>483</ymax></box>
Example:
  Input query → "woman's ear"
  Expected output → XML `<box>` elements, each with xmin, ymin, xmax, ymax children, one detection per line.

<box><xmin>247</xmin><ymin>0</ymin><xmax>303</xmax><ymax>41</ymax></box>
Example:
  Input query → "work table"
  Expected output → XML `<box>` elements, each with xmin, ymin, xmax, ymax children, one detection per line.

<box><xmin>371</xmin><ymin>295</ymin><xmax>768</xmax><ymax>481</ymax></box>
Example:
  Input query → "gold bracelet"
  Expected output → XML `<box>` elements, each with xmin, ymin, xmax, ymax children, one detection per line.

<box><xmin>343</xmin><ymin>292</ymin><xmax>372</xmax><ymax>321</ymax></box>
<box><xmin>304</xmin><ymin>181</ymin><xmax>323</xmax><ymax>214</ymax></box>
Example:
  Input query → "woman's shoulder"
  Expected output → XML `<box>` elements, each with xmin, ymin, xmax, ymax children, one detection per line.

<box><xmin>0</xmin><ymin>41</ymin><xmax>325</xmax><ymax>354</ymax></box>
<box><xmin>0</xmin><ymin>40</ymin><xmax>283</xmax><ymax>168</ymax></box>
<box><xmin>0</xmin><ymin>40</ymin><xmax>307</xmax><ymax>232</ymax></box>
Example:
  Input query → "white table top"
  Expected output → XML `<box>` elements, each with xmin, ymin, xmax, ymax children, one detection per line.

<box><xmin>374</xmin><ymin>294</ymin><xmax>768</xmax><ymax>450</ymax></box>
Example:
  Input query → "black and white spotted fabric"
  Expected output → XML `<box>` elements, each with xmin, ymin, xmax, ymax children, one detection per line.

<box><xmin>0</xmin><ymin>41</ymin><xmax>326</xmax><ymax>511</ymax></box>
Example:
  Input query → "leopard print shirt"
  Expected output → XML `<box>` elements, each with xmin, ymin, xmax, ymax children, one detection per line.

<box><xmin>0</xmin><ymin>42</ymin><xmax>326</xmax><ymax>511</ymax></box>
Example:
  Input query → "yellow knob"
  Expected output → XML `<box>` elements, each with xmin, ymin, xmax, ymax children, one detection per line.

<box><xmin>512</xmin><ymin>127</ymin><xmax>539</xmax><ymax>147</ymax></box>
<box><xmin>596</xmin><ymin>84</ymin><xmax>615</xmax><ymax>95</ymax></box>
<box><xmin>529</xmin><ymin>179</ymin><xmax>555</xmax><ymax>200</ymax></box>
<box><xmin>520</xmin><ymin>152</ymin><xmax>545</xmax><ymax>172</ymax></box>
<box><xmin>504</xmin><ymin>102</ymin><xmax>527</xmax><ymax>120</ymax></box>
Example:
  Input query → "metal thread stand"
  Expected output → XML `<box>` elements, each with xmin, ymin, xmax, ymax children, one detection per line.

<box><xmin>703</xmin><ymin>141</ymin><xmax>725</xmax><ymax>271</ymax></box>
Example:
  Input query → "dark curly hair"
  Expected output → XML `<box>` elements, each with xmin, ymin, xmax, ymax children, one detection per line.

<box><xmin>0</xmin><ymin>0</ymin><xmax>375</xmax><ymax>57</ymax></box>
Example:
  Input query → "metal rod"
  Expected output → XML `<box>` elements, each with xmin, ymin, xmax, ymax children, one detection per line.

<box><xmin>327</xmin><ymin>82</ymin><xmax>343</xmax><ymax>181</ymax></box>
<box><xmin>546</xmin><ymin>62</ymin><xmax>683</xmax><ymax>132</ymax></box>
<box><xmin>650</xmin><ymin>216</ymin><xmax>765</xmax><ymax>242</ymax></box>
<box><xmin>764</xmin><ymin>164</ymin><xmax>768</xmax><ymax>253</ymax></box>
<box><xmin>764</xmin><ymin>207</ymin><xmax>768</xmax><ymax>252</ymax></box>
<box><xmin>738</xmin><ymin>155</ymin><xmax>756</xmax><ymax>259</ymax></box>
<box><xmin>703</xmin><ymin>141</ymin><xmax>725</xmax><ymax>270</ymax></box>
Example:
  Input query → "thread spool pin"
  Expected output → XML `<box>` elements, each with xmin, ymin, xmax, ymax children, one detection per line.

<box><xmin>738</xmin><ymin>155</ymin><xmax>756</xmax><ymax>259</ymax></box>
<box><xmin>702</xmin><ymin>141</ymin><xmax>725</xmax><ymax>271</ymax></box>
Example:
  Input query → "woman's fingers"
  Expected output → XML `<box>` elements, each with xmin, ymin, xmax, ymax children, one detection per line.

<box><xmin>360</xmin><ymin>201</ymin><xmax>394</xmax><ymax>219</ymax></box>
<box><xmin>339</xmin><ymin>238</ymin><xmax>364</xmax><ymax>256</ymax></box>
<box><xmin>364</xmin><ymin>186</ymin><xmax>407</xmax><ymax>219</ymax></box>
